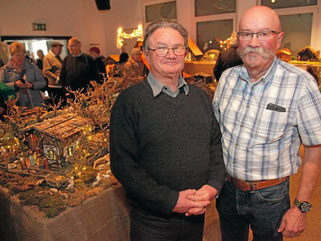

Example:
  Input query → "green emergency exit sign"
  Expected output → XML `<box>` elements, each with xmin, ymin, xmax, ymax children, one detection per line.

<box><xmin>33</xmin><ymin>23</ymin><xmax>46</xmax><ymax>31</ymax></box>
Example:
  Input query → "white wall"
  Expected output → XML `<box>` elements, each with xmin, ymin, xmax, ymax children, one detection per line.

<box><xmin>100</xmin><ymin>0</ymin><xmax>143</xmax><ymax>55</ymax></box>
<box><xmin>0</xmin><ymin>0</ymin><xmax>79</xmax><ymax>37</ymax></box>
<box><xmin>0</xmin><ymin>0</ymin><xmax>142</xmax><ymax>56</ymax></box>
<box><xmin>0</xmin><ymin>0</ymin><xmax>320</xmax><ymax>56</ymax></box>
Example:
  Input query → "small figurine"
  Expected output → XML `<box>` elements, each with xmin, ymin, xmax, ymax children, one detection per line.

<box><xmin>25</xmin><ymin>155</ymin><xmax>31</xmax><ymax>168</ymax></box>
<box><xmin>103</xmin><ymin>170</ymin><xmax>111</xmax><ymax>179</ymax></box>
<box><xmin>43</xmin><ymin>157</ymin><xmax>50</xmax><ymax>170</ymax></box>
<box><xmin>20</xmin><ymin>157</ymin><xmax>27</xmax><ymax>169</ymax></box>
<box><xmin>66</xmin><ymin>176</ymin><xmax>75</xmax><ymax>190</ymax></box>
<box><xmin>92</xmin><ymin>173</ymin><xmax>101</xmax><ymax>187</ymax></box>
<box><xmin>29</xmin><ymin>153</ymin><xmax>36</xmax><ymax>166</ymax></box>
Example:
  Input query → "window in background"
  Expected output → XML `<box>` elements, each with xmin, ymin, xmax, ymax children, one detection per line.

<box><xmin>197</xmin><ymin>19</ymin><xmax>233</xmax><ymax>52</ymax></box>
<box><xmin>262</xmin><ymin>0</ymin><xmax>317</xmax><ymax>9</ymax></box>
<box><xmin>145</xmin><ymin>1</ymin><xmax>176</xmax><ymax>23</ymax></box>
<box><xmin>279</xmin><ymin>13</ymin><xmax>313</xmax><ymax>55</ymax></box>
<box><xmin>31</xmin><ymin>40</ymin><xmax>49</xmax><ymax>58</ymax></box>
<box><xmin>195</xmin><ymin>0</ymin><xmax>235</xmax><ymax>16</ymax></box>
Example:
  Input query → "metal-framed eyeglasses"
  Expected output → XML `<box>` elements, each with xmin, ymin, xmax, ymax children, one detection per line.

<box><xmin>148</xmin><ymin>46</ymin><xmax>187</xmax><ymax>57</ymax></box>
<box><xmin>237</xmin><ymin>31</ymin><xmax>280</xmax><ymax>41</ymax></box>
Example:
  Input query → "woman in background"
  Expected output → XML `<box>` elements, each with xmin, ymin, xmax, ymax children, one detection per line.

<box><xmin>0</xmin><ymin>42</ymin><xmax>46</xmax><ymax>108</ymax></box>
<box><xmin>122</xmin><ymin>48</ymin><xmax>146</xmax><ymax>87</ymax></box>
<box><xmin>89</xmin><ymin>46</ymin><xmax>106</xmax><ymax>81</ymax></box>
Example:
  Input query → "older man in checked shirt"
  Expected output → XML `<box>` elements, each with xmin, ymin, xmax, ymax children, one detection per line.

<box><xmin>213</xmin><ymin>6</ymin><xmax>321</xmax><ymax>241</ymax></box>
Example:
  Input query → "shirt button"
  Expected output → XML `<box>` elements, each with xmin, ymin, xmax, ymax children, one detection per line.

<box><xmin>240</xmin><ymin>124</ymin><xmax>243</xmax><ymax>128</ymax></box>
<box><xmin>246</xmin><ymin>105</ymin><xmax>249</xmax><ymax>108</ymax></box>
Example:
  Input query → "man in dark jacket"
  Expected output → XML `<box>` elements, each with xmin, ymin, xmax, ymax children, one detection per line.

<box><xmin>213</xmin><ymin>32</ymin><xmax>243</xmax><ymax>81</ymax></box>
<box><xmin>60</xmin><ymin>37</ymin><xmax>99</xmax><ymax>96</ymax></box>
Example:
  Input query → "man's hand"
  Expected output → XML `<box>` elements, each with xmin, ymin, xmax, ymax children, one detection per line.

<box><xmin>185</xmin><ymin>185</ymin><xmax>218</xmax><ymax>216</ymax></box>
<box><xmin>172</xmin><ymin>189</ymin><xmax>210</xmax><ymax>214</ymax></box>
<box><xmin>278</xmin><ymin>206</ymin><xmax>306</xmax><ymax>238</ymax></box>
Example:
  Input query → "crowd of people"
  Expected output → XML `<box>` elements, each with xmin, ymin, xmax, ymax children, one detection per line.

<box><xmin>0</xmin><ymin>5</ymin><xmax>321</xmax><ymax>241</ymax></box>
<box><xmin>0</xmin><ymin>36</ymin><xmax>148</xmax><ymax>118</ymax></box>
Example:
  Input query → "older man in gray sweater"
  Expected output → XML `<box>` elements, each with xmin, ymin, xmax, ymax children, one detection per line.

<box><xmin>110</xmin><ymin>20</ymin><xmax>225</xmax><ymax>241</ymax></box>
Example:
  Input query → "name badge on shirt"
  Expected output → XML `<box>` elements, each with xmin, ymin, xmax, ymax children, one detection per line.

<box><xmin>266</xmin><ymin>103</ymin><xmax>286</xmax><ymax>112</ymax></box>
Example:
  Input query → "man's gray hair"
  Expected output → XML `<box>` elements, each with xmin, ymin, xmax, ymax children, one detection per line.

<box><xmin>142</xmin><ymin>20</ymin><xmax>188</xmax><ymax>51</ymax></box>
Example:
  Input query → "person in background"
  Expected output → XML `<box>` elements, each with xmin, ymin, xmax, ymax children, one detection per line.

<box><xmin>122</xmin><ymin>47</ymin><xmax>146</xmax><ymax>87</ymax></box>
<box><xmin>89</xmin><ymin>46</ymin><xmax>107</xmax><ymax>82</ymax></box>
<box><xmin>108</xmin><ymin>52</ymin><xmax>129</xmax><ymax>77</ymax></box>
<box><xmin>24</xmin><ymin>50</ymin><xmax>34</xmax><ymax>63</ymax></box>
<box><xmin>43</xmin><ymin>41</ymin><xmax>64</xmax><ymax>104</ymax></box>
<box><xmin>213</xmin><ymin>6</ymin><xmax>321</xmax><ymax>241</ymax></box>
<box><xmin>60</xmin><ymin>37</ymin><xmax>99</xmax><ymax>96</ymax></box>
<box><xmin>0</xmin><ymin>82</ymin><xmax>15</xmax><ymax>121</ymax></box>
<box><xmin>104</xmin><ymin>56</ymin><xmax>116</xmax><ymax>78</ymax></box>
<box><xmin>36</xmin><ymin>49</ymin><xmax>45</xmax><ymax>70</ymax></box>
<box><xmin>306</xmin><ymin>65</ymin><xmax>320</xmax><ymax>87</ymax></box>
<box><xmin>213</xmin><ymin>32</ymin><xmax>243</xmax><ymax>82</ymax></box>
<box><xmin>110</xmin><ymin>19</ymin><xmax>225</xmax><ymax>241</ymax></box>
<box><xmin>134</xmin><ymin>40</ymin><xmax>150</xmax><ymax>76</ymax></box>
<box><xmin>0</xmin><ymin>58</ymin><xmax>4</xmax><ymax>68</ymax></box>
<box><xmin>0</xmin><ymin>42</ymin><xmax>46</xmax><ymax>108</ymax></box>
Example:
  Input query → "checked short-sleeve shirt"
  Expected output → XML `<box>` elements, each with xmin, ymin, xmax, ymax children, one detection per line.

<box><xmin>213</xmin><ymin>57</ymin><xmax>321</xmax><ymax>181</ymax></box>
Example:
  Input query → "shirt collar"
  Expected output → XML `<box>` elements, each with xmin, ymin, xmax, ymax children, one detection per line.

<box><xmin>239</xmin><ymin>56</ymin><xmax>278</xmax><ymax>85</ymax></box>
<box><xmin>49</xmin><ymin>50</ymin><xmax>57</xmax><ymax>57</ymax></box>
<box><xmin>147</xmin><ymin>72</ymin><xmax>189</xmax><ymax>97</ymax></box>
<box><xmin>72</xmin><ymin>52</ymin><xmax>83</xmax><ymax>57</ymax></box>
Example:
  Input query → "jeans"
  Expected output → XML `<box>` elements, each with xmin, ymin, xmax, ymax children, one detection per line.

<box><xmin>216</xmin><ymin>179</ymin><xmax>290</xmax><ymax>241</ymax></box>
<box><xmin>130</xmin><ymin>207</ymin><xmax>205</xmax><ymax>241</ymax></box>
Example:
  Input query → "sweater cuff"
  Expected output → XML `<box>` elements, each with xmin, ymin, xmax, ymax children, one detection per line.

<box><xmin>207</xmin><ymin>179</ymin><xmax>225</xmax><ymax>196</ymax></box>
<box><xmin>162</xmin><ymin>190</ymin><xmax>179</xmax><ymax>215</ymax></box>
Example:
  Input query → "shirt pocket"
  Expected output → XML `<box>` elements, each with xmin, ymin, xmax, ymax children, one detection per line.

<box><xmin>250</xmin><ymin>106</ymin><xmax>290</xmax><ymax>144</ymax></box>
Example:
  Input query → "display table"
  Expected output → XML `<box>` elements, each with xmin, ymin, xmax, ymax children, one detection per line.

<box><xmin>0</xmin><ymin>185</ymin><xmax>130</xmax><ymax>241</ymax></box>
<box><xmin>184</xmin><ymin>61</ymin><xmax>216</xmax><ymax>80</ymax></box>
<box><xmin>0</xmin><ymin>184</ymin><xmax>220</xmax><ymax>241</ymax></box>
<box><xmin>289</xmin><ymin>61</ymin><xmax>321</xmax><ymax>83</ymax></box>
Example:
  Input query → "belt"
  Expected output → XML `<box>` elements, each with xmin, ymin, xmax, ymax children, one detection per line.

<box><xmin>226</xmin><ymin>174</ymin><xmax>288</xmax><ymax>191</ymax></box>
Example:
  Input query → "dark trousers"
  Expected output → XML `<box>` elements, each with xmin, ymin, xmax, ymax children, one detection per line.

<box><xmin>216</xmin><ymin>179</ymin><xmax>290</xmax><ymax>241</ymax></box>
<box><xmin>130</xmin><ymin>208</ymin><xmax>205</xmax><ymax>241</ymax></box>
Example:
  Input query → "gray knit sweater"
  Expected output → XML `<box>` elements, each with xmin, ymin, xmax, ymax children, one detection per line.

<box><xmin>110</xmin><ymin>79</ymin><xmax>225</xmax><ymax>216</ymax></box>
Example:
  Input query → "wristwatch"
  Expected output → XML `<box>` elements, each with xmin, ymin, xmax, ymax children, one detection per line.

<box><xmin>294</xmin><ymin>199</ymin><xmax>312</xmax><ymax>213</ymax></box>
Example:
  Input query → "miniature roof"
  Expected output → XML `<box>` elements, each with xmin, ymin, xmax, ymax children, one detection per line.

<box><xmin>108</xmin><ymin>55</ymin><xmax>120</xmax><ymax>62</ymax></box>
<box><xmin>28</xmin><ymin>113</ymin><xmax>92</xmax><ymax>140</ymax></box>
<box><xmin>188</xmin><ymin>38</ymin><xmax>203</xmax><ymax>57</ymax></box>
<box><xmin>296</xmin><ymin>46</ymin><xmax>317</xmax><ymax>55</ymax></box>
<box><xmin>276</xmin><ymin>48</ymin><xmax>291</xmax><ymax>56</ymax></box>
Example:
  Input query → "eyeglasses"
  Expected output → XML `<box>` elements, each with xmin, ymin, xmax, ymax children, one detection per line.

<box><xmin>148</xmin><ymin>46</ymin><xmax>187</xmax><ymax>57</ymax></box>
<box><xmin>237</xmin><ymin>31</ymin><xmax>280</xmax><ymax>41</ymax></box>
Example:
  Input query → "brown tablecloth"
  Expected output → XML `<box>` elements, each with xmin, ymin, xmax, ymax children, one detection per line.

<box><xmin>0</xmin><ymin>185</ymin><xmax>130</xmax><ymax>241</ymax></box>
<box><xmin>0</xmin><ymin>184</ymin><xmax>221</xmax><ymax>241</ymax></box>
